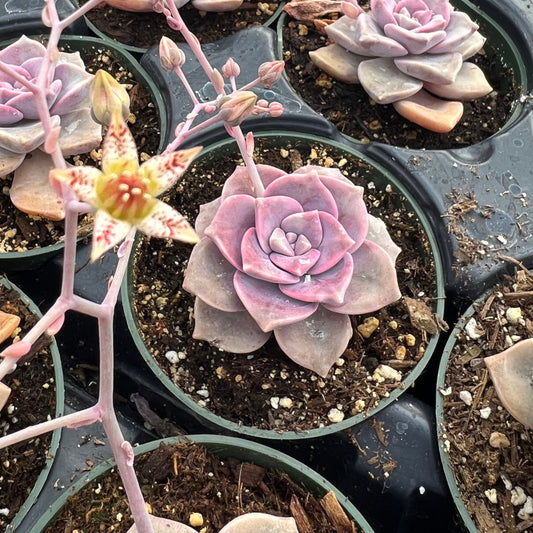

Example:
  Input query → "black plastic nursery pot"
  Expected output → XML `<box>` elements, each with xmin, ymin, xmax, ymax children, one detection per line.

<box><xmin>75</xmin><ymin>0</ymin><xmax>285</xmax><ymax>55</ymax></box>
<box><xmin>0</xmin><ymin>34</ymin><xmax>166</xmax><ymax>274</ymax></box>
<box><xmin>0</xmin><ymin>276</ymin><xmax>64</xmax><ymax>532</ymax></box>
<box><xmin>121</xmin><ymin>130</ymin><xmax>446</xmax><ymax>440</ymax></box>
<box><xmin>30</xmin><ymin>434</ymin><xmax>375</xmax><ymax>532</ymax></box>
<box><xmin>435</xmin><ymin>265</ymin><xmax>533</xmax><ymax>532</ymax></box>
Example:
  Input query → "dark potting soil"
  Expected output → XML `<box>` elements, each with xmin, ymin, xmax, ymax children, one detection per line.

<box><xmin>80</xmin><ymin>0</ymin><xmax>280</xmax><ymax>48</ymax></box>
<box><xmin>0</xmin><ymin>42</ymin><xmax>160</xmax><ymax>254</ymax></box>
<box><xmin>46</xmin><ymin>440</ymin><xmax>360</xmax><ymax>532</ymax></box>
<box><xmin>282</xmin><ymin>16</ymin><xmax>520</xmax><ymax>150</ymax></box>
<box><xmin>0</xmin><ymin>281</ymin><xmax>56</xmax><ymax>530</ymax></box>
<box><xmin>441</xmin><ymin>264</ymin><xmax>533</xmax><ymax>532</ymax></box>
<box><xmin>130</xmin><ymin>137</ymin><xmax>443</xmax><ymax>433</ymax></box>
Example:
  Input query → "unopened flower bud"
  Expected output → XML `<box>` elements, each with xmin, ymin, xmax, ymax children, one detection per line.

<box><xmin>258</xmin><ymin>60</ymin><xmax>284</xmax><ymax>88</ymax></box>
<box><xmin>221</xmin><ymin>57</ymin><xmax>240</xmax><ymax>79</ymax></box>
<box><xmin>90</xmin><ymin>70</ymin><xmax>130</xmax><ymax>126</ymax></box>
<box><xmin>217</xmin><ymin>90</ymin><xmax>257</xmax><ymax>126</ymax></box>
<box><xmin>159</xmin><ymin>36</ymin><xmax>186</xmax><ymax>71</ymax></box>
<box><xmin>212</xmin><ymin>69</ymin><xmax>225</xmax><ymax>94</ymax></box>
<box><xmin>341</xmin><ymin>0</ymin><xmax>363</xmax><ymax>18</ymax></box>
<box><xmin>269</xmin><ymin>101</ymin><xmax>284</xmax><ymax>117</ymax></box>
<box><xmin>41</xmin><ymin>4</ymin><xmax>52</xmax><ymax>27</ymax></box>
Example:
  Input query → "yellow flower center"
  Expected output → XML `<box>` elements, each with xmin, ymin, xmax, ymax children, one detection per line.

<box><xmin>96</xmin><ymin>169</ymin><xmax>156</xmax><ymax>225</ymax></box>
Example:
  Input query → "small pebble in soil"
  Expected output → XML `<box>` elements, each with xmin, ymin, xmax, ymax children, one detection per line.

<box><xmin>357</xmin><ymin>316</ymin><xmax>379</xmax><ymax>338</ymax></box>
<box><xmin>327</xmin><ymin>407</ymin><xmax>344</xmax><ymax>423</ymax></box>
<box><xmin>484</xmin><ymin>488</ymin><xmax>498</xmax><ymax>504</ymax></box>
<box><xmin>373</xmin><ymin>364</ymin><xmax>402</xmax><ymax>383</ymax></box>
<box><xmin>506</xmin><ymin>306</ymin><xmax>523</xmax><ymax>325</ymax></box>
<box><xmin>279</xmin><ymin>397</ymin><xmax>293</xmax><ymax>409</ymax></box>
<box><xmin>465</xmin><ymin>317</ymin><xmax>484</xmax><ymax>340</ymax></box>
<box><xmin>489</xmin><ymin>431</ymin><xmax>511</xmax><ymax>449</ymax></box>
<box><xmin>459</xmin><ymin>390</ymin><xmax>473</xmax><ymax>406</ymax></box>
<box><xmin>479</xmin><ymin>406</ymin><xmax>491</xmax><ymax>419</ymax></box>
<box><xmin>189</xmin><ymin>512</ymin><xmax>204</xmax><ymax>527</ymax></box>
<box><xmin>511</xmin><ymin>486</ymin><xmax>527</xmax><ymax>506</ymax></box>
<box><xmin>165</xmin><ymin>350</ymin><xmax>179</xmax><ymax>364</ymax></box>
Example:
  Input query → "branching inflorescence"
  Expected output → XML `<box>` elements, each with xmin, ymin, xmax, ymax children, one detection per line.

<box><xmin>0</xmin><ymin>0</ymin><xmax>402</xmax><ymax>531</ymax></box>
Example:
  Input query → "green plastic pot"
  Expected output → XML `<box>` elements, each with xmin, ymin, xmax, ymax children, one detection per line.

<box><xmin>1</xmin><ymin>276</ymin><xmax>64</xmax><ymax>533</ymax></box>
<box><xmin>0</xmin><ymin>35</ymin><xmax>166</xmax><ymax>273</ymax></box>
<box><xmin>29</xmin><ymin>434</ymin><xmax>375</xmax><ymax>532</ymax></box>
<box><xmin>122</xmin><ymin>131</ymin><xmax>446</xmax><ymax>440</ymax></box>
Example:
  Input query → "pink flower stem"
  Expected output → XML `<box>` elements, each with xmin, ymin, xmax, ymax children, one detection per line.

<box><xmin>164</xmin><ymin>112</ymin><xmax>223</xmax><ymax>154</ymax></box>
<box><xmin>174</xmin><ymin>67</ymin><xmax>200</xmax><ymax>105</ymax></box>
<box><xmin>232</xmin><ymin>126</ymin><xmax>264</xmax><ymax>196</ymax></box>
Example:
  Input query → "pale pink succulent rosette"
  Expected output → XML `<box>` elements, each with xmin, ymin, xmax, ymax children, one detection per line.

<box><xmin>309</xmin><ymin>0</ymin><xmax>493</xmax><ymax>132</ymax></box>
<box><xmin>183</xmin><ymin>163</ymin><xmax>401</xmax><ymax>377</ymax></box>
<box><xmin>0</xmin><ymin>35</ymin><xmax>102</xmax><ymax>219</ymax></box>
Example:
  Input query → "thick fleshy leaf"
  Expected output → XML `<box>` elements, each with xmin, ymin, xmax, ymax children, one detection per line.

<box><xmin>358</xmin><ymin>57</ymin><xmax>423</xmax><ymax>104</ymax></box>
<box><xmin>241</xmin><ymin>228</ymin><xmax>300</xmax><ymax>284</ymax></box>
<box><xmin>0</xmin><ymin>145</ymin><xmax>24</xmax><ymax>177</ymax></box>
<box><xmin>371</xmin><ymin>0</ymin><xmax>398</xmax><ymax>27</ymax></box>
<box><xmin>140</xmin><ymin>146</ymin><xmax>202</xmax><ymax>196</ymax></box>
<box><xmin>324</xmin><ymin>240</ymin><xmax>401</xmax><ymax>314</ymax></box>
<box><xmin>221</xmin><ymin>164</ymin><xmax>286</xmax><ymax>200</ymax></box>
<box><xmin>281</xmin><ymin>253</ymin><xmax>354</xmax><ymax>305</ymax></box>
<box><xmin>394</xmin><ymin>52</ymin><xmax>462</xmax><ymax>85</ymax></box>
<box><xmin>428</xmin><ymin>11</ymin><xmax>479</xmax><ymax>54</ymax></box>
<box><xmin>183</xmin><ymin>237</ymin><xmax>244</xmax><ymax>312</ymax></box>
<box><xmin>49</xmin><ymin>62</ymin><xmax>93</xmax><ymax>115</ymax></box>
<box><xmin>484</xmin><ymin>338</ymin><xmax>533</xmax><ymax>429</ymax></box>
<box><xmin>0</xmin><ymin>115</ymin><xmax>59</xmax><ymax>154</ymax></box>
<box><xmin>50</xmin><ymin>165</ymin><xmax>100</xmax><ymax>205</ymax></box>
<box><xmin>310</xmin><ymin>212</ymin><xmax>356</xmax><ymax>275</ymax></box>
<box><xmin>57</xmin><ymin>108</ymin><xmax>103</xmax><ymax>156</ymax></box>
<box><xmin>219</xmin><ymin>513</ymin><xmax>298</xmax><ymax>533</ymax></box>
<box><xmin>326</xmin><ymin>14</ymin><xmax>408</xmax><ymax>57</ymax></box>
<box><xmin>424</xmin><ymin>62</ymin><xmax>493</xmax><ymax>101</ymax></box>
<box><xmin>255</xmin><ymin>195</ymin><xmax>303</xmax><ymax>253</ymax></box>
<box><xmin>7</xmin><ymin>79</ymin><xmax>61</xmax><ymax>120</ymax></box>
<box><xmin>309</xmin><ymin>43</ymin><xmax>364</xmax><ymax>84</ymax></box>
<box><xmin>137</xmin><ymin>200</ymin><xmax>198</xmax><ymax>243</ymax></box>
<box><xmin>10</xmin><ymin>150</ymin><xmax>64</xmax><ymax>220</ymax></box>
<box><xmin>192</xmin><ymin>0</ymin><xmax>244</xmax><ymax>11</ymax></box>
<box><xmin>192</xmin><ymin>297</ymin><xmax>271</xmax><ymax>353</ymax></box>
<box><xmin>366</xmin><ymin>215</ymin><xmax>401</xmax><ymax>262</ymax></box>
<box><xmin>0</xmin><ymin>36</ymin><xmax>45</xmax><ymax>65</ymax></box>
<box><xmin>393</xmin><ymin>89</ymin><xmax>463</xmax><ymax>132</ymax></box>
<box><xmin>234</xmin><ymin>271</ymin><xmax>318</xmax><ymax>331</ymax></box>
<box><xmin>195</xmin><ymin>197</ymin><xmax>221</xmax><ymax>236</ymax></box>
<box><xmin>455</xmin><ymin>31</ymin><xmax>486</xmax><ymax>60</ymax></box>
<box><xmin>383</xmin><ymin>23</ymin><xmax>446</xmax><ymax>54</ymax></box>
<box><xmin>280</xmin><ymin>210</ymin><xmax>323</xmax><ymax>248</ymax></box>
<box><xmin>204</xmin><ymin>194</ymin><xmax>256</xmax><ymax>269</ymax></box>
<box><xmin>275</xmin><ymin>306</ymin><xmax>353</xmax><ymax>377</ymax></box>
<box><xmin>102</xmin><ymin>111</ymin><xmax>139</xmax><ymax>175</ymax></box>
<box><xmin>0</xmin><ymin>104</ymin><xmax>23</xmax><ymax>125</ymax></box>
<box><xmin>264</xmin><ymin>170</ymin><xmax>338</xmax><ymax>217</ymax></box>
<box><xmin>91</xmin><ymin>210</ymin><xmax>132</xmax><ymax>261</ymax></box>
<box><xmin>270</xmin><ymin>248</ymin><xmax>321</xmax><ymax>276</ymax></box>
<box><xmin>269</xmin><ymin>227</ymin><xmax>295</xmax><ymax>256</ymax></box>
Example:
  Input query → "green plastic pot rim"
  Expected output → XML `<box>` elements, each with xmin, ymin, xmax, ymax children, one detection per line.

<box><xmin>122</xmin><ymin>131</ymin><xmax>445</xmax><ymax>440</ymax></box>
<box><xmin>28</xmin><ymin>434</ymin><xmax>375</xmax><ymax>533</ymax></box>
<box><xmin>80</xmin><ymin>1</ymin><xmax>286</xmax><ymax>55</ymax></box>
<box><xmin>435</xmin><ymin>300</ymin><xmax>481</xmax><ymax>533</ymax></box>
<box><xmin>275</xmin><ymin>0</ymin><xmax>530</xmax><ymax>148</ymax></box>
<box><xmin>0</xmin><ymin>276</ymin><xmax>65</xmax><ymax>533</ymax></box>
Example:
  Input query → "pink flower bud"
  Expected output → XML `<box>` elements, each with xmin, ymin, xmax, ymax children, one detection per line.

<box><xmin>341</xmin><ymin>0</ymin><xmax>363</xmax><ymax>19</ymax></box>
<box><xmin>269</xmin><ymin>101</ymin><xmax>284</xmax><ymax>117</ymax></box>
<box><xmin>217</xmin><ymin>90</ymin><xmax>257</xmax><ymax>126</ymax></box>
<box><xmin>221</xmin><ymin>57</ymin><xmax>241</xmax><ymax>79</ymax></box>
<box><xmin>258</xmin><ymin>60</ymin><xmax>285</xmax><ymax>88</ymax></box>
<box><xmin>90</xmin><ymin>69</ymin><xmax>130</xmax><ymax>126</ymax></box>
<box><xmin>159</xmin><ymin>36</ymin><xmax>186</xmax><ymax>72</ymax></box>
<box><xmin>212</xmin><ymin>69</ymin><xmax>225</xmax><ymax>94</ymax></box>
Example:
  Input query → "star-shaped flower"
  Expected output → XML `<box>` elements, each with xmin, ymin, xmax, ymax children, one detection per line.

<box><xmin>51</xmin><ymin>111</ymin><xmax>201</xmax><ymax>260</ymax></box>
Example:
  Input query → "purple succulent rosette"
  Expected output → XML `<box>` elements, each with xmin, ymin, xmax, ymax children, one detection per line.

<box><xmin>0</xmin><ymin>36</ymin><xmax>101</xmax><ymax>186</ymax></box>
<box><xmin>183</xmin><ymin>164</ymin><xmax>401</xmax><ymax>377</ymax></box>
<box><xmin>309</xmin><ymin>0</ymin><xmax>493</xmax><ymax>132</ymax></box>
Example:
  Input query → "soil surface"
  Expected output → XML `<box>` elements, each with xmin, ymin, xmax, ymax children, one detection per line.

<box><xmin>441</xmin><ymin>264</ymin><xmax>533</xmax><ymax>532</ymax></box>
<box><xmin>80</xmin><ymin>0</ymin><xmax>280</xmax><ymax>49</ymax></box>
<box><xmin>46</xmin><ymin>440</ymin><xmax>361</xmax><ymax>532</ymax></box>
<box><xmin>130</xmin><ymin>136</ymin><xmax>443</xmax><ymax>434</ymax></box>
<box><xmin>0</xmin><ymin>280</ymin><xmax>56</xmax><ymax>530</ymax></box>
<box><xmin>0</xmin><ymin>41</ymin><xmax>160</xmax><ymax>255</ymax></box>
<box><xmin>281</xmin><ymin>14</ymin><xmax>521</xmax><ymax>150</ymax></box>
